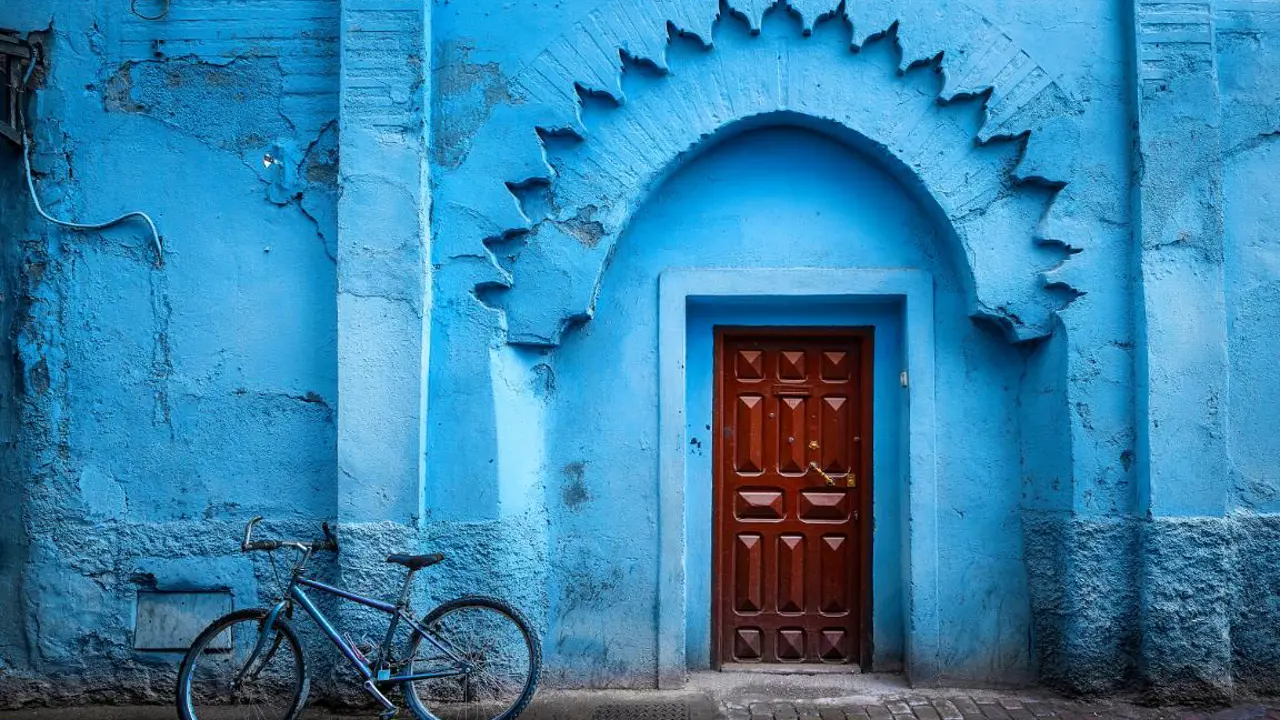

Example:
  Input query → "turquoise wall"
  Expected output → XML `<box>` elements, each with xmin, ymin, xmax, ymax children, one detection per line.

<box><xmin>2</xmin><ymin>0</ymin><xmax>1280</xmax><ymax>707</ymax></box>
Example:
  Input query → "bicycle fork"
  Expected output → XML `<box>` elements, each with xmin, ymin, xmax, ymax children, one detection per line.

<box><xmin>234</xmin><ymin>600</ymin><xmax>290</xmax><ymax>690</ymax></box>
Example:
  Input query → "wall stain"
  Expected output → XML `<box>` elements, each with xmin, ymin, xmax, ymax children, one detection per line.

<box><xmin>433</xmin><ymin>39</ymin><xmax>519</xmax><ymax>170</ymax></box>
<box><xmin>562</xmin><ymin>461</ymin><xmax>590</xmax><ymax>510</ymax></box>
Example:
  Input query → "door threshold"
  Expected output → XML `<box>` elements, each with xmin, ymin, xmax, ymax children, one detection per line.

<box><xmin>720</xmin><ymin>663</ymin><xmax>862</xmax><ymax>675</ymax></box>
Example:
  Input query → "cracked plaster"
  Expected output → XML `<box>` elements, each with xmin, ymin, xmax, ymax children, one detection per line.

<box><xmin>3</xmin><ymin>0</ymin><xmax>1280</xmax><ymax>706</ymax></box>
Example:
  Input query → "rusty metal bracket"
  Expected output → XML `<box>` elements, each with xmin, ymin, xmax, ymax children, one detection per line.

<box><xmin>0</xmin><ymin>31</ymin><xmax>32</xmax><ymax>147</ymax></box>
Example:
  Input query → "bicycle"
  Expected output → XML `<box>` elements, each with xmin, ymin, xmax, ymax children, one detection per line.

<box><xmin>175</xmin><ymin>516</ymin><xmax>542</xmax><ymax>720</ymax></box>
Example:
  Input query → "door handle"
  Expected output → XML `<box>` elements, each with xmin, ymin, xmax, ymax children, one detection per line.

<box><xmin>807</xmin><ymin>441</ymin><xmax>856</xmax><ymax>488</ymax></box>
<box><xmin>808</xmin><ymin>461</ymin><xmax>837</xmax><ymax>487</ymax></box>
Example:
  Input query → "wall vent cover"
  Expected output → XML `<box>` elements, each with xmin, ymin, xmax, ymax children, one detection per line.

<box><xmin>135</xmin><ymin>590</ymin><xmax>233</xmax><ymax>652</ymax></box>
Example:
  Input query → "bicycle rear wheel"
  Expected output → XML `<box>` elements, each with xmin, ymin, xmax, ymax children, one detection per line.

<box><xmin>176</xmin><ymin>607</ymin><xmax>309</xmax><ymax>720</ymax></box>
<box><xmin>403</xmin><ymin>596</ymin><xmax>541</xmax><ymax>720</ymax></box>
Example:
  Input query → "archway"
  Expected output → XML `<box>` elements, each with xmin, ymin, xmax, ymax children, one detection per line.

<box><xmin>462</xmin><ymin>8</ymin><xmax>1079</xmax><ymax>347</ymax></box>
<box><xmin>424</xmin><ymin>2</ymin><xmax>1086</xmax><ymax>688</ymax></box>
<box><xmin>537</xmin><ymin>124</ymin><xmax>1031</xmax><ymax>686</ymax></box>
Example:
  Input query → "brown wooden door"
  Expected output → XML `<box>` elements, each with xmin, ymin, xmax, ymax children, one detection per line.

<box><xmin>713</xmin><ymin>328</ymin><xmax>872</xmax><ymax>667</ymax></box>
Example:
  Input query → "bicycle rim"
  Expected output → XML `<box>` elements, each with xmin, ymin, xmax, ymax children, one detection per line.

<box><xmin>177</xmin><ymin>609</ymin><xmax>308</xmax><ymax>720</ymax></box>
<box><xmin>405</xmin><ymin>597</ymin><xmax>541</xmax><ymax>720</ymax></box>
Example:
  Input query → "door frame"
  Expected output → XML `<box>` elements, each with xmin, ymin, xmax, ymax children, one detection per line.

<box><xmin>710</xmin><ymin>326</ymin><xmax>876</xmax><ymax>670</ymax></box>
<box><xmin>655</xmin><ymin>267</ymin><xmax>938</xmax><ymax>689</ymax></box>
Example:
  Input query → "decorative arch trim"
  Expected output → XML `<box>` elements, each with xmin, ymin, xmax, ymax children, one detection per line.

<box><xmin>437</xmin><ymin>0</ymin><xmax>1087</xmax><ymax>346</ymax></box>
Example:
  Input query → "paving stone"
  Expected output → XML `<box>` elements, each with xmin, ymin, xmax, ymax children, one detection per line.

<box><xmin>1000</xmin><ymin>700</ymin><xmax>1025</xmax><ymax>711</ymax></box>
<box><xmin>774</xmin><ymin>704</ymin><xmax>800</xmax><ymax>720</ymax></box>
<box><xmin>1006</xmin><ymin>709</ymin><xmax>1035</xmax><ymax>720</ymax></box>
<box><xmin>818</xmin><ymin>708</ymin><xmax>846</xmax><ymax>720</ymax></box>
<box><xmin>978</xmin><ymin>703</ymin><xmax>1012</xmax><ymax>720</ymax></box>
<box><xmin>750</xmin><ymin>703</ymin><xmax>779</xmax><ymax>720</ymax></box>
<box><xmin>908</xmin><ymin>697</ymin><xmax>933</xmax><ymax>707</ymax></box>
<box><xmin>1023</xmin><ymin>701</ymin><xmax>1056</xmax><ymax>718</ymax></box>
<box><xmin>887</xmin><ymin>702</ymin><xmax>913</xmax><ymax>715</ymax></box>
<box><xmin>953</xmin><ymin>699</ymin><xmax>983</xmax><ymax>716</ymax></box>
<box><xmin>930</xmin><ymin>699</ymin><xmax>964</xmax><ymax>720</ymax></box>
<box><xmin>915</xmin><ymin>707</ymin><xmax>942</xmax><ymax>720</ymax></box>
<box><xmin>866</xmin><ymin>705</ymin><xmax>894</xmax><ymax>720</ymax></box>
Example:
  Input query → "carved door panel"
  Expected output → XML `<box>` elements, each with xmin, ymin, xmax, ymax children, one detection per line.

<box><xmin>713</xmin><ymin>328</ymin><xmax>872</xmax><ymax>666</ymax></box>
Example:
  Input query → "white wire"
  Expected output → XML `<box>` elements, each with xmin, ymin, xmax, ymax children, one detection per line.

<box><xmin>18</xmin><ymin>46</ymin><xmax>165</xmax><ymax>265</ymax></box>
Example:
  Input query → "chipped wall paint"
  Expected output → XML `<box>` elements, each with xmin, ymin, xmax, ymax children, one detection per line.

<box><xmin>2</xmin><ymin>0</ymin><xmax>1280</xmax><ymax>707</ymax></box>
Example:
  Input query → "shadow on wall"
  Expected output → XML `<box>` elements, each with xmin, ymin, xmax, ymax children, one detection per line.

<box><xmin>0</xmin><ymin>139</ymin><xmax>31</xmax><ymax>673</ymax></box>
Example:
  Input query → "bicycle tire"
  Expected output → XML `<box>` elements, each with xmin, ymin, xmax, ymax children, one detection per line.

<box><xmin>176</xmin><ymin>607</ymin><xmax>310</xmax><ymax>720</ymax></box>
<box><xmin>402</xmin><ymin>596</ymin><xmax>542</xmax><ymax>720</ymax></box>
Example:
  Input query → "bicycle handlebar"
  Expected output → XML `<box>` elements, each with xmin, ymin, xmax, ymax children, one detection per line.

<box><xmin>241</xmin><ymin>515</ymin><xmax>339</xmax><ymax>554</ymax></box>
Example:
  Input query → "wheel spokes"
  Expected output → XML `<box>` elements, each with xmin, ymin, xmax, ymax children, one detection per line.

<box><xmin>409</xmin><ymin>604</ymin><xmax>534</xmax><ymax>720</ymax></box>
<box><xmin>184</xmin><ymin>616</ymin><xmax>304</xmax><ymax>720</ymax></box>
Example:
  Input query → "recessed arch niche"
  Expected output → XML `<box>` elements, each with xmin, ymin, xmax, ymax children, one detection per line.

<box><xmin>459</xmin><ymin>4</ymin><xmax>1082</xmax><ymax>347</ymax></box>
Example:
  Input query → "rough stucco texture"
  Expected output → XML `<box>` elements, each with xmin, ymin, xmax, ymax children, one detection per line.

<box><xmin>0</xmin><ymin>137</ymin><xmax>31</xmax><ymax>678</ymax></box>
<box><xmin>2</xmin><ymin>0</ymin><xmax>1280</xmax><ymax>708</ymax></box>
<box><xmin>0</xmin><ymin>0</ymin><xmax>341</xmax><ymax>705</ymax></box>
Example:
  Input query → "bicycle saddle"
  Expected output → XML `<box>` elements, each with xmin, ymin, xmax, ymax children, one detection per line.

<box><xmin>385</xmin><ymin>552</ymin><xmax>444</xmax><ymax>570</ymax></box>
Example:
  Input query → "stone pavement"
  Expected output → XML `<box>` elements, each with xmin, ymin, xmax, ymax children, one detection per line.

<box><xmin>727</xmin><ymin>696</ymin><xmax>1279</xmax><ymax>720</ymax></box>
<box><xmin>3</xmin><ymin>688</ymin><xmax>1279</xmax><ymax>720</ymax></box>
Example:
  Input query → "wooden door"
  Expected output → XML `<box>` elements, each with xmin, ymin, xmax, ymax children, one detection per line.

<box><xmin>713</xmin><ymin>328</ymin><xmax>872</xmax><ymax>667</ymax></box>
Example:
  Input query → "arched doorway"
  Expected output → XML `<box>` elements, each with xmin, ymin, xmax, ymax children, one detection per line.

<box><xmin>538</xmin><ymin>124</ymin><xmax>1031</xmax><ymax>685</ymax></box>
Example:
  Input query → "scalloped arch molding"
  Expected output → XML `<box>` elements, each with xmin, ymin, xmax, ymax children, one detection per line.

<box><xmin>442</xmin><ymin>0</ymin><xmax>1088</xmax><ymax>346</ymax></box>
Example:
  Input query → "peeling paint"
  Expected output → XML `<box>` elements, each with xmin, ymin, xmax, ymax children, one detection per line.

<box><xmin>433</xmin><ymin>39</ymin><xmax>519</xmax><ymax>170</ymax></box>
<box><xmin>5</xmin><ymin>0</ymin><xmax>1280</xmax><ymax>707</ymax></box>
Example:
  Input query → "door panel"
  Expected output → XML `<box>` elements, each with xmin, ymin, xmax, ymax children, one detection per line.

<box><xmin>714</xmin><ymin>328</ymin><xmax>871</xmax><ymax>666</ymax></box>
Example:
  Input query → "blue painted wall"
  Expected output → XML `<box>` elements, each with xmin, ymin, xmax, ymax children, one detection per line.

<box><xmin>0</xmin><ymin>1</ymin><xmax>342</xmax><ymax>705</ymax></box>
<box><xmin>2</xmin><ymin>0</ymin><xmax>1280</xmax><ymax>707</ymax></box>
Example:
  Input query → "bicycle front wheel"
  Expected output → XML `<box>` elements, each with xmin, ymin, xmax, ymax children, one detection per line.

<box><xmin>176</xmin><ymin>607</ymin><xmax>309</xmax><ymax>720</ymax></box>
<box><xmin>403</xmin><ymin>596</ymin><xmax>542</xmax><ymax>720</ymax></box>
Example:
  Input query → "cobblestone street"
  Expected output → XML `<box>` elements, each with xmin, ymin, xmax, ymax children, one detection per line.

<box><xmin>724</xmin><ymin>696</ymin><xmax>1279</xmax><ymax>720</ymax></box>
<box><xmin>5</xmin><ymin>691</ymin><xmax>1279</xmax><ymax>720</ymax></box>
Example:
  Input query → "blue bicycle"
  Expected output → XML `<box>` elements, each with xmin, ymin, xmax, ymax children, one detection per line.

<box><xmin>175</xmin><ymin>517</ymin><xmax>541</xmax><ymax>720</ymax></box>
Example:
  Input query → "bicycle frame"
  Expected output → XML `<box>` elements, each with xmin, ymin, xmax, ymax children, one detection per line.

<box><xmin>243</xmin><ymin>560</ymin><xmax>473</xmax><ymax>687</ymax></box>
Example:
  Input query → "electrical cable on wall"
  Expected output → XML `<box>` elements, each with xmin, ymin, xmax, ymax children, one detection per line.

<box><xmin>130</xmin><ymin>0</ymin><xmax>171</xmax><ymax>21</ymax></box>
<box><xmin>18</xmin><ymin>45</ymin><xmax>165</xmax><ymax>266</ymax></box>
